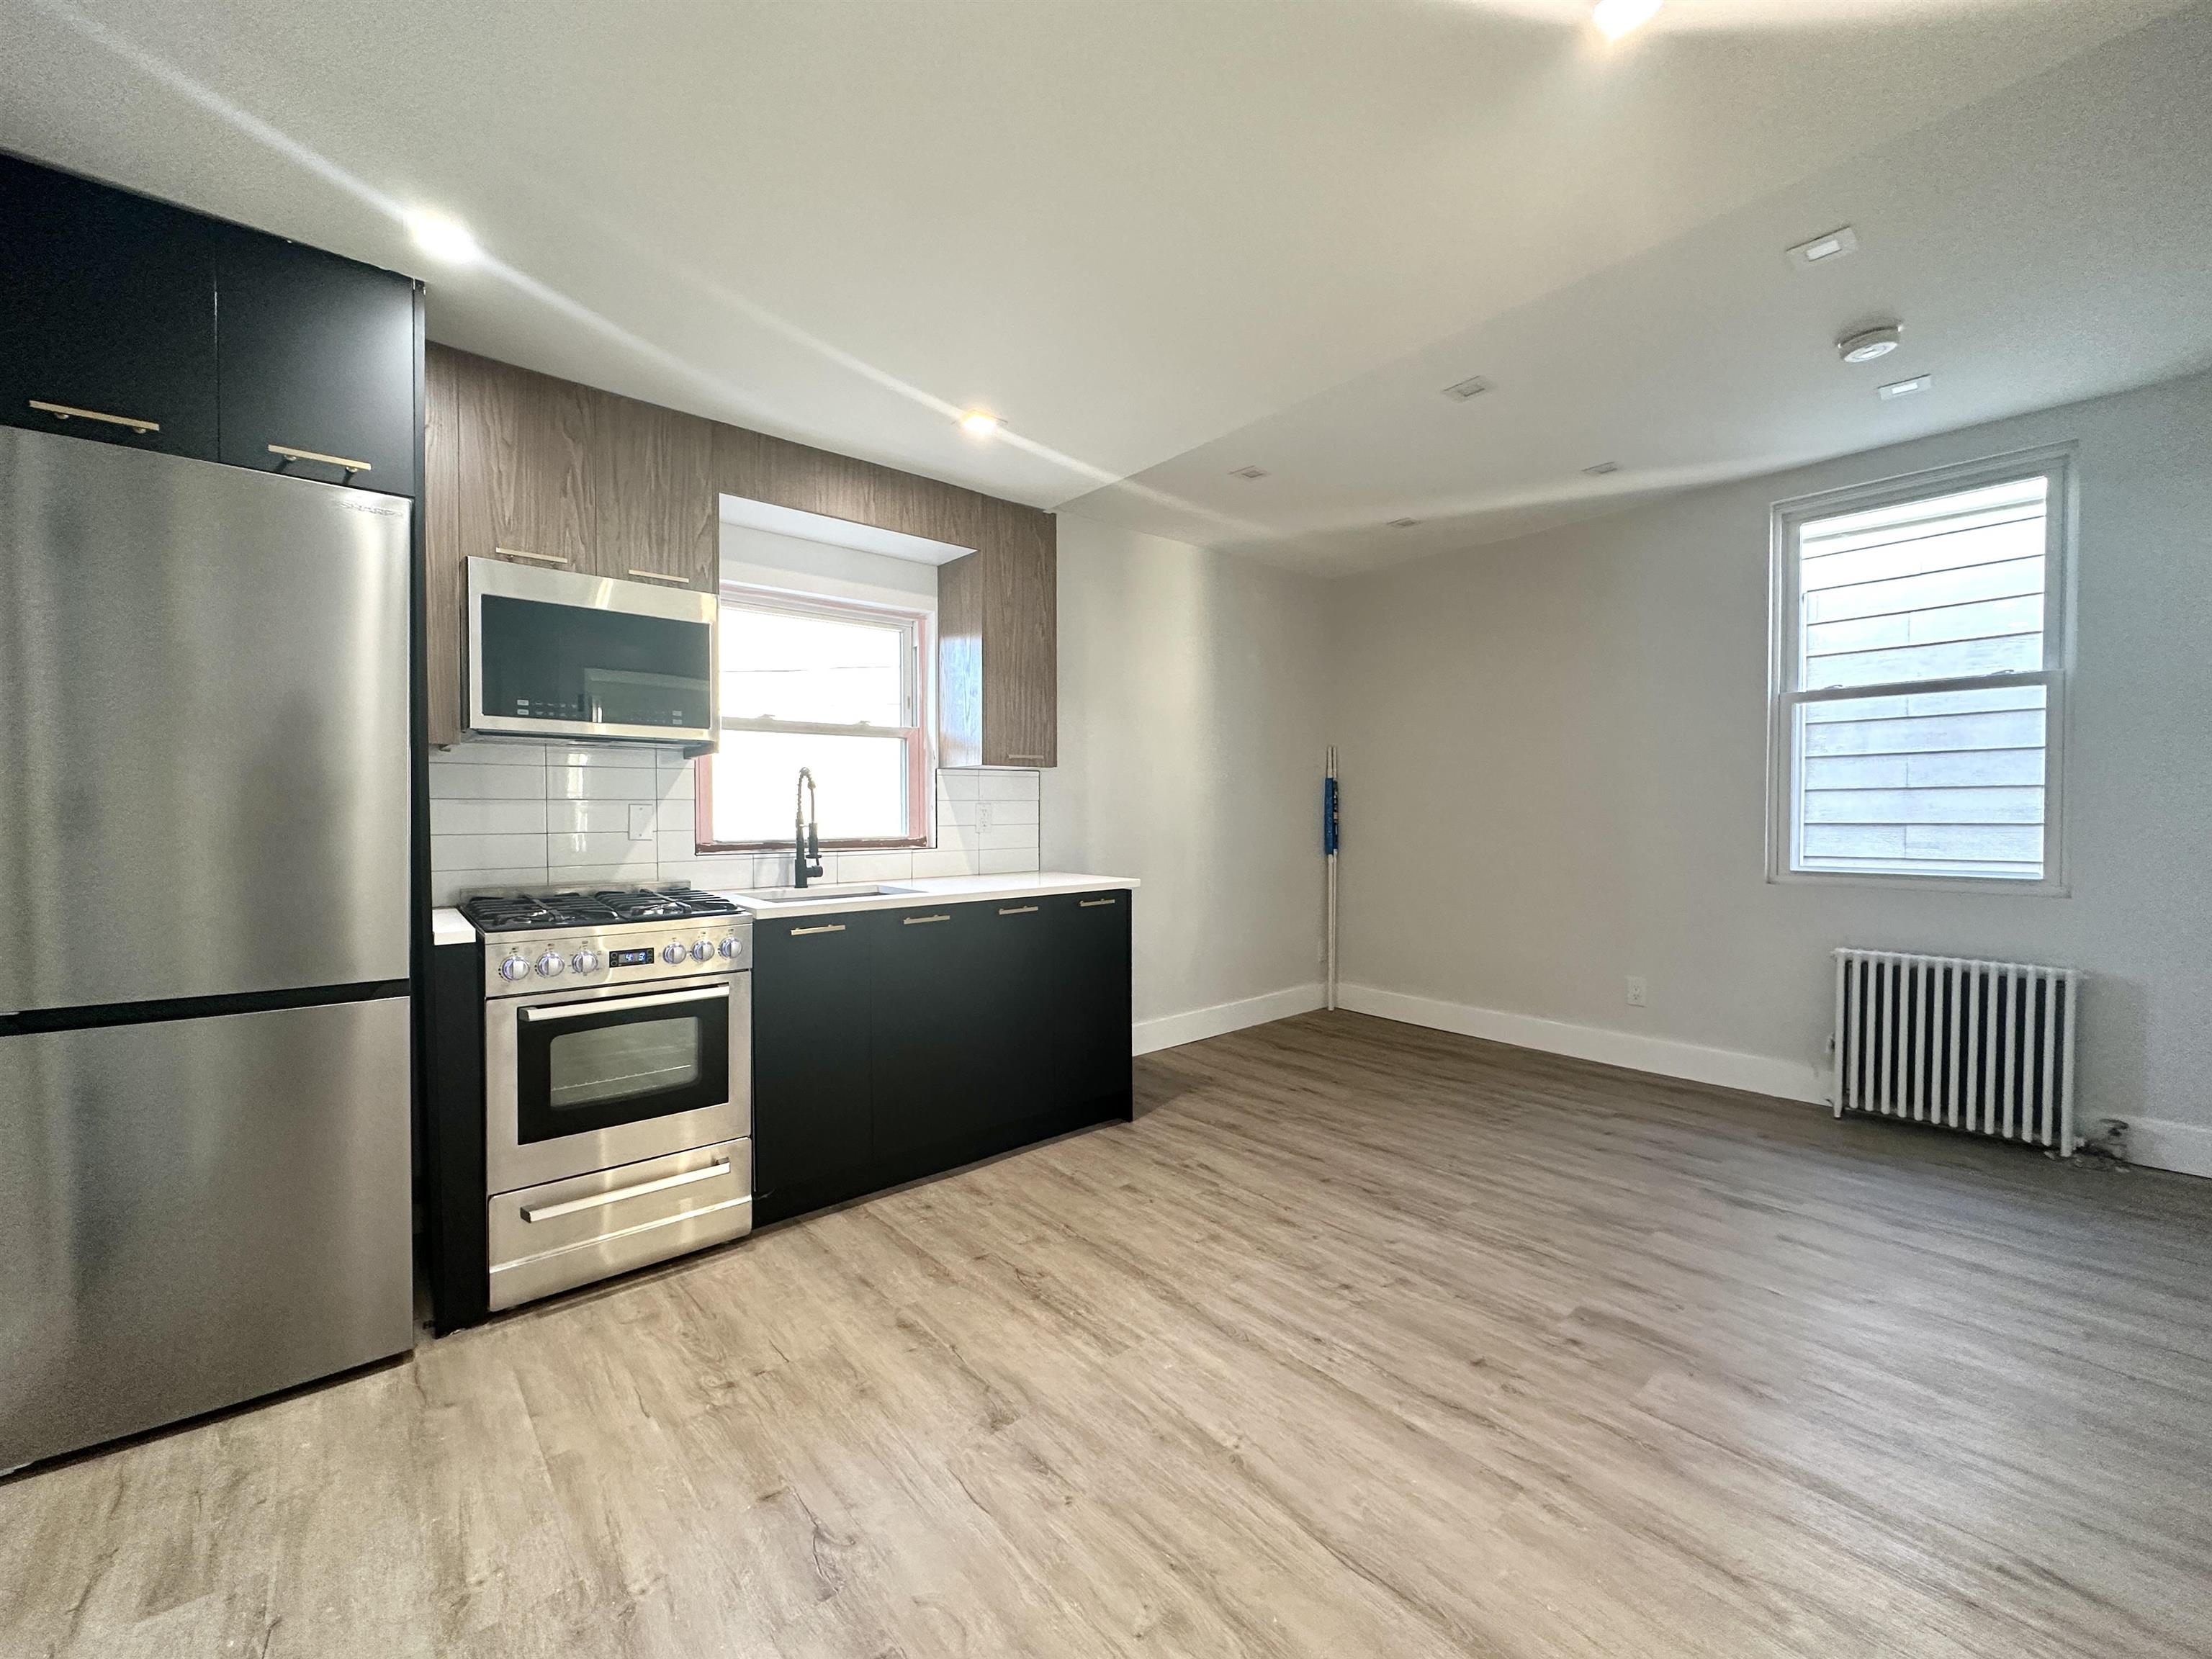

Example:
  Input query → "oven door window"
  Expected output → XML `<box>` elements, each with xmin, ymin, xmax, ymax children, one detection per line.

<box><xmin>516</xmin><ymin>990</ymin><xmax>729</xmax><ymax>1143</ymax></box>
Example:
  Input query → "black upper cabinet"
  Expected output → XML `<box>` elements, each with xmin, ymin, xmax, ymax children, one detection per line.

<box><xmin>216</xmin><ymin>228</ymin><xmax>416</xmax><ymax>493</ymax></box>
<box><xmin>0</xmin><ymin>154</ymin><xmax>219</xmax><ymax>459</ymax></box>
<box><xmin>752</xmin><ymin>910</ymin><xmax>878</xmax><ymax>1209</ymax></box>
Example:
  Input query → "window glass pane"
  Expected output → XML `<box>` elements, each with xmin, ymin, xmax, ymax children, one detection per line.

<box><xmin>711</xmin><ymin>729</ymin><xmax>907</xmax><ymax>844</ymax></box>
<box><xmin>1794</xmin><ymin>685</ymin><xmax>2046</xmax><ymax>880</ymax></box>
<box><xmin>1797</xmin><ymin>476</ymin><xmax>2046</xmax><ymax>691</ymax></box>
<box><xmin>721</xmin><ymin>604</ymin><xmax>906</xmax><ymax>727</ymax></box>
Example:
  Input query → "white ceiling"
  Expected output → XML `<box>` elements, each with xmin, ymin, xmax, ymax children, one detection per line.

<box><xmin>4</xmin><ymin>0</ymin><xmax>2207</xmax><ymax>575</ymax></box>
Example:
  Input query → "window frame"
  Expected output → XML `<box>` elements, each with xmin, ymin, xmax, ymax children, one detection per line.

<box><xmin>693</xmin><ymin>585</ymin><xmax>934</xmax><ymax>855</ymax></box>
<box><xmin>1764</xmin><ymin>444</ymin><xmax>2076</xmax><ymax>895</ymax></box>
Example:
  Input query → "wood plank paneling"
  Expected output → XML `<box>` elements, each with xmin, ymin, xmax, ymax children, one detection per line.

<box><xmin>589</xmin><ymin>387</ymin><xmax>712</xmax><ymax>588</ymax></box>
<box><xmin>7</xmin><ymin>1012</ymin><xmax>2211</xmax><ymax>1656</ymax></box>
<box><xmin>981</xmin><ymin>498</ymin><xmax>1057</xmax><ymax>766</ymax></box>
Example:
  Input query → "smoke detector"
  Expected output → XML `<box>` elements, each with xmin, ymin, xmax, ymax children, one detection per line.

<box><xmin>1838</xmin><ymin>323</ymin><xmax>1903</xmax><ymax>365</ymax></box>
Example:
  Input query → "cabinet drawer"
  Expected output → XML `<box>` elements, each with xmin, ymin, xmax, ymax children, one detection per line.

<box><xmin>487</xmin><ymin>1138</ymin><xmax>750</xmax><ymax>1311</ymax></box>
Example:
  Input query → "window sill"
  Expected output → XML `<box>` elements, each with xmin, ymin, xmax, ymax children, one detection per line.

<box><xmin>1766</xmin><ymin>868</ymin><xmax>2071</xmax><ymax>899</ymax></box>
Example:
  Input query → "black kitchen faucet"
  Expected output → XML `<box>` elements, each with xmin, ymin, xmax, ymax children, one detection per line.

<box><xmin>793</xmin><ymin>768</ymin><xmax>825</xmax><ymax>889</ymax></box>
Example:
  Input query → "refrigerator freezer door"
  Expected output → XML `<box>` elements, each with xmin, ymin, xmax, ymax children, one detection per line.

<box><xmin>0</xmin><ymin>996</ymin><xmax>413</xmax><ymax>1471</ymax></box>
<box><xmin>0</xmin><ymin>427</ymin><xmax>411</xmax><ymax>1014</ymax></box>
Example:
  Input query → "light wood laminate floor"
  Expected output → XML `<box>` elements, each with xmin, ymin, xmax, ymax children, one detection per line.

<box><xmin>6</xmin><ymin>1010</ymin><xmax>2212</xmax><ymax>1658</ymax></box>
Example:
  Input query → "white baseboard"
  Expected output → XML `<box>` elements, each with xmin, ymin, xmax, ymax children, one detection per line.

<box><xmin>2123</xmin><ymin>1117</ymin><xmax>2212</xmax><ymax>1179</ymax></box>
<box><xmin>1336</xmin><ymin>984</ymin><xmax>1828</xmax><ymax>1106</ymax></box>
<box><xmin>1133</xmin><ymin>983</ymin><xmax>1326</xmax><ymax>1056</ymax></box>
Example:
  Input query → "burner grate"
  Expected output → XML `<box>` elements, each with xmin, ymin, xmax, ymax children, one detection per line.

<box><xmin>459</xmin><ymin>884</ymin><xmax>742</xmax><ymax>932</ymax></box>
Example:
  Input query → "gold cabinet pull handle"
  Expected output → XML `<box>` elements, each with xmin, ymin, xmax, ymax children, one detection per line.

<box><xmin>1006</xmin><ymin>754</ymin><xmax>1047</xmax><ymax>763</ymax></box>
<box><xmin>30</xmin><ymin>399</ymin><xmax>159</xmax><ymax>433</ymax></box>
<box><xmin>268</xmin><ymin>443</ymin><xmax>371</xmax><ymax>474</ymax></box>
<box><xmin>1079</xmin><ymin>897</ymin><xmax>1116</xmax><ymax>908</ymax></box>
<box><xmin>495</xmin><ymin>547</ymin><xmax>571</xmax><ymax>567</ymax></box>
<box><xmin>790</xmin><ymin>922</ymin><xmax>846</xmax><ymax>937</ymax></box>
<box><xmin>998</xmin><ymin>904</ymin><xmax>1038</xmax><ymax>917</ymax></box>
<box><xmin>902</xmin><ymin>913</ymin><xmax>952</xmax><ymax>926</ymax></box>
<box><xmin>625</xmin><ymin>567</ymin><xmax>692</xmax><ymax>585</ymax></box>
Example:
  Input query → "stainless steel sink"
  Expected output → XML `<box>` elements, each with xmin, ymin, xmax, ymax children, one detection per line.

<box><xmin>742</xmin><ymin>883</ymin><xmax>916</xmax><ymax>904</ymax></box>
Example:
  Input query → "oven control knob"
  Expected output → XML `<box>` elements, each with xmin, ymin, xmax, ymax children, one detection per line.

<box><xmin>718</xmin><ymin>937</ymin><xmax>741</xmax><ymax>959</ymax></box>
<box><xmin>535</xmin><ymin>951</ymin><xmax>565</xmax><ymax>978</ymax></box>
<box><xmin>570</xmin><ymin>949</ymin><xmax>600</xmax><ymax>975</ymax></box>
<box><xmin>498</xmin><ymin>953</ymin><xmax>530</xmax><ymax>982</ymax></box>
<box><xmin>690</xmin><ymin>939</ymin><xmax>714</xmax><ymax>963</ymax></box>
<box><xmin>661</xmin><ymin>941</ymin><xmax>685</xmax><ymax>965</ymax></box>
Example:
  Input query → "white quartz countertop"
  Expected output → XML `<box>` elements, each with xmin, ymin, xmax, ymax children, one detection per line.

<box><xmin>714</xmin><ymin>871</ymin><xmax>1138</xmax><ymax>921</ymax></box>
<box><xmin>432</xmin><ymin>906</ymin><xmax>477</xmax><ymax>945</ymax></box>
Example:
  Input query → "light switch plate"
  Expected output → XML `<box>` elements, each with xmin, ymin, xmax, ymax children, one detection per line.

<box><xmin>628</xmin><ymin>803</ymin><xmax>655</xmax><ymax>842</ymax></box>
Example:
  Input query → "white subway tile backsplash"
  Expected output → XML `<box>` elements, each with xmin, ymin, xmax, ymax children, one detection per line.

<box><xmin>836</xmin><ymin>850</ymin><xmax>914</xmax><ymax>883</ymax></box>
<box><xmin>548</xmin><ymin>858</ymin><xmax>659</xmax><ymax>890</ymax></box>
<box><xmin>657</xmin><ymin>765</ymin><xmax>695</xmax><ymax>802</ymax></box>
<box><xmin>433</xmin><ymin>832</ymin><xmax>552</xmax><ymax>871</ymax></box>
<box><xmin>936</xmin><ymin>770</ymin><xmax>981</xmax><ymax>800</ymax></box>
<box><xmin>428</xmin><ymin>763</ymin><xmax>547</xmax><ymax>801</ymax></box>
<box><xmin>979</xmin><ymin>770</ymin><xmax>1040</xmax><ymax>801</ymax></box>
<box><xmin>978</xmin><ymin>822</ymin><xmax>1038</xmax><ymax>851</ymax></box>
<box><xmin>547</xmin><ymin>799</ymin><xmax>649</xmax><ymax>835</ymax></box>
<box><xmin>547</xmin><ymin>764</ymin><xmax>658</xmax><ymax>801</ymax></box>
<box><xmin>980</xmin><ymin>848</ymin><xmax>1040</xmax><ymax>875</ymax></box>
<box><xmin>431</xmin><ymin>865</ymin><xmax>548</xmax><ymax>907</ymax></box>
<box><xmin>430</xmin><ymin>740</ymin><xmax>543</xmax><ymax>767</ymax></box>
<box><xmin>429</xmin><ymin>798</ymin><xmax>549</xmax><ymax>835</ymax></box>
<box><xmin>548</xmin><ymin>831</ymin><xmax>652</xmax><ymax>868</ymax></box>
<box><xmin>910</xmin><ymin>847</ymin><xmax>982</xmax><ymax>878</ymax></box>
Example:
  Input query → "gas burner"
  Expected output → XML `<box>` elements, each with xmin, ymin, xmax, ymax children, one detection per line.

<box><xmin>459</xmin><ymin>885</ymin><xmax>742</xmax><ymax>934</ymax></box>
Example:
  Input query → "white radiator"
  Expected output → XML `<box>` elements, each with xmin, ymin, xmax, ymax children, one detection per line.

<box><xmin>1833</xmin><ymin>948</ymin><xmax>2080</xmax><ymax>1154</ymax></box>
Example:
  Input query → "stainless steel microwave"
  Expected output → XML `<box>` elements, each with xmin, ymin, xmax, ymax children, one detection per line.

<box><xmin>466</xmin><ymin>557</ymin><xmax>719</xmax><ymax>745</ymax></box>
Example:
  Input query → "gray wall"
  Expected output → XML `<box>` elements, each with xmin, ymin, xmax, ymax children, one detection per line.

<box><xmin>1044</xmin><ymin>513</ymin><xmax>1330</xmax><ymax>1045</ymax></box>
<box><xmin>1329</xmin><ymin>369</ymin><xmax>2212</xmax><ymax>1172</ymax></box>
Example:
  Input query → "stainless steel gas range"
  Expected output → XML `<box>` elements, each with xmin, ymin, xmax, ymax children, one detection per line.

<box><xmin>459</xmin><ymin>888</ymin><xmax>753</xmax><ymax>1312</ymax></box>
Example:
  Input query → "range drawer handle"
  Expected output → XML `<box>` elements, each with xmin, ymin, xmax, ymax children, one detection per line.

<box><xmin>495</xmin><ymin>546</ymin><xmax>571</xmax><ymax>567</ymax></box>
<box><xmin>521</xmin><ymin>1156</ymin><xmax>732</xmax><ymax>1223</ymax></box>
<box><xmin>29</xmin><ymin>399</ymin><xmax>159</xmax><ymax>434</ymax></box>
<box><xmin>999</xmin><ymin>904</ymin><xmax>1039</xmax><ymax>916</ymax></box>
<box><xmin>268</xmin><ymin>442</ymin><xmax>371</xmax><ymax>474</ymax></box>
<box><xmin>790</xmin><ymin>922</ymin><xmax>845</xmax><ymax>936</ymax></box>
<box><xmin>902</xmin><ymin>913</ymin><xmax>952</xmax><ymax>926</ymax></box>
<box><xmin>625</xmin><ymin>567</ymin><xmax>691</xmax><ymax>585</ymax></box>
<box><xmin>520</xmin><ymin>984</ymin><xmax>729</xmax><ymax>1023</ymax></box>
<box><xmin>1079</xmin><ymin>896</ymin><xmax>1117</xmax><ymax>908</ymax></box>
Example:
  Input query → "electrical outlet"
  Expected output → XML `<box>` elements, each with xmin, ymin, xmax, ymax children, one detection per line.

<box><xmin>976</xmin><ymin>801</ymin><xmax>994</xmax><ymax>832</ymax></box>
<box><xmin>627</xmin><ymin>803</ymin><xmax>655</xmax><ymax>842</ymax></box>
<box><xmin>1625</xmin><ymin>976</ymin><xmax>1647</xmax><ymax>1008</ymax></box>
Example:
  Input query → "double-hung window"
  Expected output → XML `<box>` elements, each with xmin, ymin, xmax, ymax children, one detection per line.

<box><xmin>695</xmin><ymin>589</ymin><xmax>930</xmax><ymax>851</ymax></box>
<box><xmin>1768</xmin><ymin>448</ymin><xmax>2072</xmax><ymax>889</ymax></box>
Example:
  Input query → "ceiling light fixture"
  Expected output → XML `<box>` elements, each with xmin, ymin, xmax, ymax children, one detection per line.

<box><xmin>1583</xmin><ymin>461</ymin><xmax>1622</xmax><ymax>477</ymax></box>
<box><xmin>1786</xmin><ymin>226</ymin><xmax>1859</xmax><ymax>269</ymax></box>
<box><xmin>957</xmin><ymin>410</ymin><xmax>1001</xmax><ymax>439</ymax></box>
<box><xmin>1878</xmin><ymin>374</ymin><xmax>1933</xmax><ymax>400</ymax></box>
<box><xmin>1440</xmin><ymin>376</ymin><xmax>1491</xmax><ymax>403</ymax></box>
<box><xmin>1229</xmin><ymin>465</ymin><xmax>1269</xmax><ymax>480</ymax></box>
<box><xmin>405</xmin><ymin>210</ymin><xmax>479</xmax><ymax>266</ymax></box>
<box><xmin>1838</xmin><ymin>323</ymin><xmax>1903</xmax><ymax>365</ymax></box>
<box><xmin>1592</xmin><ymin>0</ymin><xmax>1662</xmax><ymax>41</ymax></box>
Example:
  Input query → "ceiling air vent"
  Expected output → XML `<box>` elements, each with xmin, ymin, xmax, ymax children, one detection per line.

<box><xmin>1439</xmin><ymin>376</ymin><xmax>1491</xmax><ymax>403</ymax></box>
<box><xmin>1228</xmin><ymin>465</ymin><xmax>1269</xmax><ymax>480</ymax></box>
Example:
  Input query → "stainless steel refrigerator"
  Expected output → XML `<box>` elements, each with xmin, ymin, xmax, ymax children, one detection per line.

<box><xmin>0</xmin><ymin>426</ymin><xmax>415</xmax><ymax>1472</ymax></box>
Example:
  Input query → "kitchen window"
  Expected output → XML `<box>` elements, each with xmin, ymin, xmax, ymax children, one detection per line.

<box><xmin>694</xmin><ymin>589</ymin><xmax>930</xmax><ymax>851</ymax></box>
<box><xmin>1767</xmin><ymin>448</ymin><xmax>2073</xmax><ymax>889</ymax></box>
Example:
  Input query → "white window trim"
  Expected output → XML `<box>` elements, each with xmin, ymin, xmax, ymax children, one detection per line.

<box><xmin>1764</xmin><ymin>443</ymin><xmax>2077</xmax><ymax>896</ymax></box>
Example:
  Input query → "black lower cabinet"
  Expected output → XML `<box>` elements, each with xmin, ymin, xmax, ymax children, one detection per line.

<box><xmin>752</xmin><ymin>909</ymin><xmax>881</xmax><ymax>1221</ymax></box>
<box><xmin>754</xmin><ymin>890</ymin><xmax>1133</xmax><ymax>1226</ymax></box>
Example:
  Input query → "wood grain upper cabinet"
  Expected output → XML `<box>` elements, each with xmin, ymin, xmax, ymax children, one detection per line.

<box><xmin>0</xmin><ymin>154</ymin><xmax>219</xmax><ymax>459</ymax></box>
<box><xmin>938</xmin><ymin>500</ymin><xmax>1058</xmax><ymax>768</ymax></box>
<box><xmin>214</xmin><ymin>228</ymin><xmax>417</xmax><ymax>492</ymax></box>
<box><xmin>586</xmin><ymin>388</ymin><xmax>714</xmax><ymax>590</ymax></box>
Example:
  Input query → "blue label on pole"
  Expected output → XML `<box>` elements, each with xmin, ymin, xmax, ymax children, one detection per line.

<box><xmin>1323</xmin><ymin>776</ymin><xmax>1339</xmax><ymax>855</ymax></box>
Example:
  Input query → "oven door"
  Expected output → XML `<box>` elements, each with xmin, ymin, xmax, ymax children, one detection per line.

<box><xmin>487</xmin><ymin>975</ymin><xmax>750</xmax><ymax>1193</ymax></box>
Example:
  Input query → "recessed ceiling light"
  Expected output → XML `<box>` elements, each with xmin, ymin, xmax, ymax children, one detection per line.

<box><xmin>1387</xmin><ymin>517</ymin><xmax>1421</xmax><ymax>529</ymax></box>
<box><xmin>405</xmin><ymin>210</ymin><xmax>479</xmax><ymax>266</ymax></box>
<box><xmin>1228</xmin><ymin>465</ymin><xmax>1269</xmax><ymax>480</ymax></box>
<box><xmin>957</xmin><ymin>410</ymin><xmax>1001</xmax><ymax>439</ymax></box>
<box><xmin>1838</xmin><ymin>323</ymin><xmax>1903</xmax><ymax>365</ymax></box>
<box><xmin>1583</xmin><ymin>461</ymin><xmax>1622</xmax><ymax>477</ymax></box>
<box><xmin>1879</xmin><ymin>374</ymin><xmax>1933</xmax><ymax>400</ymax></box>
<box><xmin>1440</xmin><ymin>376</ymin><xmax>1491</xmax><ymax>403</ymax></box>
<box><xmin>1786</xmin><ymin>226</ymin><xmax>1859</xmax><ymax>269</ymax></box>
<box><xmin>1592</xmin><ymin>0</ymin><xmax>1662</xmax><ymax>40</ymax></box>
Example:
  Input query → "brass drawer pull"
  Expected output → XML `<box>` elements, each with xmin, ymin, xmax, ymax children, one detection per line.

<box><xmin>790</xmin><ymin>922</ymin><xmax>845</xmax><ymax>937</ymax></box>
<box><xmin>495</xmin><ymin>547</ymin><xmax>571</xmax><ymax>567</ymax></box>
<box><xmin>30</xmin><ymin>399</ymin><xmax>159</xmax><ymax>433</ymax></box>
<box><xmin>1079</xmin><ymin>897</ymin><xmax>1116</xmax><ymax>908</ymax></box>
<box><xmin>902</xmin><ymin>913</ymin><xmax>952</xmax><ymax>926</ymax></box>
<box><xmin>998</xmin><ymin>904</ymin><xmax>1038</xmax><ymax>917</ymax></box>
<box><xmin>268</xmin><ymin>442</ymin><xmax>371</xmax><ymax>474</ymax></box>
<box><xmin>625</xmin><ymin>567</ymin><xmax>692</xmax><ymax>585</ymax></box>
